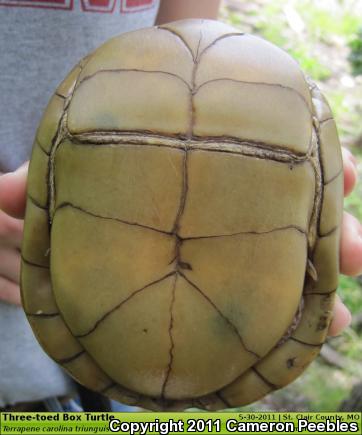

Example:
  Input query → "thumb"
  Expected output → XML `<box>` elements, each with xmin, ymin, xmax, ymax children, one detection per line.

<box><xmin>0</xmin><ymin>161</ymin><xmax>29</xmax><ymax>219</ymax></box>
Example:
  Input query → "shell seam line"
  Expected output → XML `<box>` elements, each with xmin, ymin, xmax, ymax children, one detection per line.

<box><xmin>28</xmin><ymin>194</ymin><xmax>47</xmax><ymax>210</ymax></box>
<box><xmin>54</xmin><ymin>202</ymin><xmax>172</xmax><ymax>236</ymax></box>
<box><xmin>197</xmin><ymin>32</ymin><xmax>245</xmax><ymax>60</ymax></box>
<box><xmin>158</xmin><ymin>27</ymin><xmax>245</xmax><ymax>64</ymax></box>
<box><xmin>68</xmin><ymin>132</ymin><xmax>312</xmax><ymax>161</ymax></box>
<box><xmin>21</xmin><ymin>255</ymin><xmax>49</xmax><ymax>269</ymax></box>
<box><xmin>276</xmin><ymin>297</ymin><xmax>304</xmax><ymax>347</ymax></box>
<box><xmin>36</xmin><ymin>139</ymin><xmax>50</xmax><ymax>156</ymax></box>
<box><xmin>161</xmin><ymin>273</ymin><xmax>177</xmax><ymax>399</ymax></box>
<box><xmin>305</xmin><ymin>289</ymin><xmax>337</xmax><ymax>296</ymax></box>
<box><xmin>324</xmin><ymin>167</ymin><xmax>343</xmax><ymax>185</ymax></box>
<box><xmin>194</xmin><ymin>78</ymin><xmax>311</xmax><ymax>113</ymax></box>
<box><xmin>290</xmin><ymin>336</ymin><xmax>323</xmax><ymax>347</ymax></box>
<box><xmin>157</xmin><ymin>26</ymin><xmax>195</xmax><ymax>61</ymax></box>
<box><xmin>320</xmin><ymin>117</ymin><xmax>334</xmax><ymax>125</ymax></box>
<box><xmin>252</xmin><ymin>368</ymin><xmax>279</xmax><ymax>390</ymax></box>
<box><xmin>309</xmin><ymin>82</ymin><xmax>325</xmax><ymax>256</ymax></box>
<box><xmin>55</xmin><ymin>350</ymin><xmax>85</xmax><ymax>364</ymax></box>
<box><xmin>25</xmin><ymin>311</ymin><xmax>59</xmax><ymax>318</ymax></box>
<box><xmin>48</xmin><ymin>55</ymin><xmax>92</xmax><ymax>224</ymax></box>
<box><xmin>178</xmin><ymin>271</ymin><xmax>260</xmax><ymax>359</ymax></box>
<box><xmin>54</xmin><ymin>201</ymin><xmax>308</xmax><ymax>239</ymax></box>
<box><xmin>215</xmin><ymin>392</ymin><xmax>232</xmax><ymax>409</ymax></box>
<box><xmin>187</xmin><ymin>29</ymin><xmax>201</xmax><ymax>138</ymax></box>
<box><xmin>75</xmin><ymin>272</ymin><xmax>175</xmax><ymax>338</ymax></box>
<box><xmin>75</xmin><ymin>70</ymin><xmax>311</xmax><ymax>115</ymax></box>
<box><xmin>319</xmin><ymin>225</ymin><xmax>338</xmax><ymax>238</ymax></box>
<box><xmin>79</xmin><ymin>68</ymin><xmax>192</xmax><ymax>91</ymax></box>
<box><xmin>183</xmin><ymin>225</ymin><xmax>307</xmax><ymax>240</ymax></box>
<box><xmin>171</xmin><ymin>147</ymin><xmax>189</xmax><ymax>233</ymax></box>
<box><xmin>66</xmin><ymin>137</ymin><xmax>313</xmax><ymax>166</ymax></box>
<box><xmin>305</xmin><ymin>128</ymin><xmax>321</xmax><ymax>254</ymax></box>
<box><xmin>54</xmin><ymin>92</ymin><xmax>66</xmax><ymax>100</ymax></box>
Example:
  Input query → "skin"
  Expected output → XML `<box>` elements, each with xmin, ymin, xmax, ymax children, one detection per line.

<box><xmin>156</xmin><ymin>0</ymin><xmax>222</xmax><ymax>24</ymax></box>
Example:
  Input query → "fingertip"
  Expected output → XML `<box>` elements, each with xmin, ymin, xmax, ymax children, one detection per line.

<box><xmin>0</xmin><ymin>162</ymin><xmax>29</xmax><ymax>219</ymax></box>
<box><xmin>328</xmin><ymin>295</ymin><xmax>352</xmax><ymax>336</ymax></box>
<box><xmin>340</xmin><ymin>212</ymin><xmax>362</xmax><ymax>276</ymax></box>
<box><xmin>342</xmin><ymin>148</ymin><xmax>358</xmax><ymax>197</ymax></box>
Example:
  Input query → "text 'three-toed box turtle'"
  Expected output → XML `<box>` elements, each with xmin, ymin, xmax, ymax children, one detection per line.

<box><xmin>21</xmin><ymin>19</ymin><xmax>343</xmax><ymax>410</ymax></box>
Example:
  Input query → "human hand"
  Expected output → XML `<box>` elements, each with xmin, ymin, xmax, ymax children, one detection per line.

<box><xmin>0</xmin><ymin>154</ymin><xmax>360</xmax><ymax>335</ymax></box>
<box><xmin>0</xmin><ymin>162</ymin><xmax>28</xmax><ymax>305</ymax></box>
<box><xmin>328</xmin><ymin>147</ymin><xmax>360</xmax><ymax>335</ymax></box>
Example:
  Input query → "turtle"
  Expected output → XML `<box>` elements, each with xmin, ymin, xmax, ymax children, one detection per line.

<box><xmin>21</xmin><ymin>19</ymin><xmax>344</xmax><ymax>410</ymax></box>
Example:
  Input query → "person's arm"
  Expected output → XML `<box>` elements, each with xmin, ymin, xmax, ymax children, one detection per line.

<box><xmin>155</xmin><ymin>0</ymin><xmax>221</xmax><ymax>25</ymax></box>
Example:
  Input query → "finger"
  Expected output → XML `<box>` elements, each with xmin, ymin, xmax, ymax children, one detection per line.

<box><xmin>0</xmin><ymin>161</ymin><xmax>29</xmax><ymax>219</ymax></box>
<box><xmin>0</xmin><ymin>248</ymin><xmax>21</xmax><ymax>284</ymax></box>
<box><xmin>328</xmin><ymin>294</ymin><xmax>352</xmax><ymax>336</ymax></box>
<box><xmin>0</xmin><ymin>276</ymin><xmax>21</xmax><ymax>306</ymax></box>
<box><xmin>0</xmin><ymin>209</ymin><xmax>24</xmax><ymax>249</ymax></box>
<box><xmin>340</xmin><ymin>211</ymin><xmax>362</xmax><ymax>276</ymax></box>
<box><xmin>342</xmin><ymin>147</ymin><xmax>358</xmax><ymax>197</ymax></box>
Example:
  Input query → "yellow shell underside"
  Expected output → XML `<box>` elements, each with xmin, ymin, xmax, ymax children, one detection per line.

<box><xmin>21</xmin><ymin>19</ymin><xmax>343</xmax><ymax>410</ymax></box>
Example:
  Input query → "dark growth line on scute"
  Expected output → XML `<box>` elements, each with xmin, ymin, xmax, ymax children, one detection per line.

<box><xmin>290</xmin><ymin>336</ymin><xmax>323</xmax><ymax>348</ymax></box>
<box><xmin>21</xmin><ymin>255</ymin><xmax>49</xmax><ymax>269</ymax></box>
<box><xmin>27</xmin><ymin>194</ymin><xmax>47</xmax><ymax>210</ymax></box>
<box><xmin>25</xmin><ymin>311</ymin><xmax>60</xmax><ymax>318</ymax></box>
<box><xmin>323</xmin><ymin>167</ymin><xmax>343</xmax><ymax>185</ymax></box>
<box><xmin>183</xmin><ymin>224</ymin><xmax>307</xmax><ymax>240</ymax></box>
<box><xmin>179</xmin><ymin>271</ymin><xmax>260</xmax><ymax>359</ymax></box>
<box><xmin>252</xmin><ymin>368</ymin><xmax>278</xmax><ymax>390</ymax></box>
<box><xmin>79</xmin><ymin>68</ymin><xmax>192</xmax><ymax>92</ymax></box>
<box><xmin>56</xmin><ymin>350</ymin><xmax>85</xmax><ymax>364</ymax></box>
<box><xmin>161</xmin><ymin>274</ymin><xmax>177</xmax><ymax>398</ymax></box>
<box><xmin>54</xmin><ymin>202</ymin><xmax>173</xmax><ymax>236</ymax></box>
<box><xmin>76</xmin><ymin>272</ymin><xmax>176</xmax><ymax>338</ymax></box>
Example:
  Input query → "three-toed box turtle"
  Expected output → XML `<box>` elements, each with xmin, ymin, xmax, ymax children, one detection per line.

<box><xmin>21</xmin><ymin>19</ymin><xmax>343</xmax><ymax>410</ymax></box>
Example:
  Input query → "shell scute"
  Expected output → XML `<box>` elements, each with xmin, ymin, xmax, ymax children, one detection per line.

<box><xmin>35</xmin><ymin>94</ymin><xmax>65</xmax><ymax>154</ymax></box>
